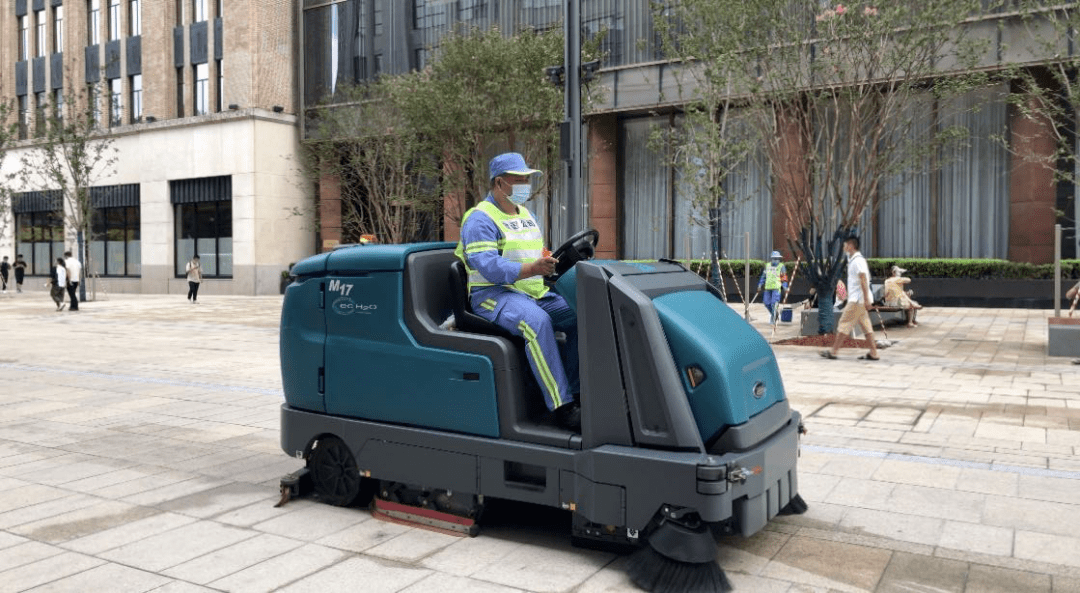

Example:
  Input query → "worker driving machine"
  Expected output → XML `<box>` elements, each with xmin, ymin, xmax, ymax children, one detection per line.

<box><xmin>278</xmin><ymin>226</ymin><xmax>806</xmax><ymax>592</ymax></box>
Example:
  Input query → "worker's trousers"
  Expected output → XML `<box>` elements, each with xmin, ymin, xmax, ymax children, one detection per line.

<box><xmin>473</xmin><ymin>291</ymin><xmax>579</xmax><ymax>411</ymax></box>
<box><xmin>763</xmin><ymin>289</ymin><xmax>782</xmax><ymax>311</ymax></box>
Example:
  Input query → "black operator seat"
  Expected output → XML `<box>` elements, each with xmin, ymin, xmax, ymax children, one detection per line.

<box><xmin>449</xmin><ymin>259</ymin><xmax>521</xmax><ymax>341</ymax></box>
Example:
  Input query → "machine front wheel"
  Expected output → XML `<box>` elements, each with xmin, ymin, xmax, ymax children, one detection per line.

<box><xmin>307</xmin><ymin>435</ymin><xmax>362</xmax><ymax>506</ymax></box>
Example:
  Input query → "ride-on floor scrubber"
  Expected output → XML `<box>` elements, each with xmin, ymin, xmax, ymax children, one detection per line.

<box><xmin>278</xmin><ymin>230</ymin><xmax>807</xmax><ymax>592</ymax></box>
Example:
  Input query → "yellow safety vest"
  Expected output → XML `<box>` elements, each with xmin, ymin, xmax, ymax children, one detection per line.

<box><xmin>764</xmin><ymin>263</ymin><xmax>785</xmax><ymax>290</ymax></box>
<box><xmin>455</xmin><ymin>200</ymin><xmax>548</xmax><ymax>299</ymax></box>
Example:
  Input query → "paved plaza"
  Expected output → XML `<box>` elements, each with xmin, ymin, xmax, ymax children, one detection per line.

<box><xmin>0</xmin><ymin>290</ymin><xmax>1078</xmax><ymax>592</ymax></box>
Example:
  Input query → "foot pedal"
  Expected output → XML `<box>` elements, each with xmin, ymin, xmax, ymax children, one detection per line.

<box><xmin>276</xmin><ymin>467</ymin><xmax>312</xmax><ymax>507</ymax></box>
<box><xmin>371</xmin><ymin>497</ymin><xmax>480</xmax><ymax>537</ymax></box>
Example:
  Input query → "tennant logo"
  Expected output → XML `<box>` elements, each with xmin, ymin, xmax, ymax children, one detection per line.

<box><xmin>332</xmin><ymin>297</ymin><xmax>378</xmax><ymax>316</ymax></box>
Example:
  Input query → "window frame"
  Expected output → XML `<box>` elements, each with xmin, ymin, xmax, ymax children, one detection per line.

<box><xmin>35</xmin><ymin>10</ymin><xmax>47</xmax><ymax>58</ymax></box>
<box><xmin>194</xmin><ymin>63</ymin><xmax>209</xmax><ymax>116</ymax></box>
<box><xmin>88</xmin><ymin>0</ymin><xmax>101</xmax><ymax>45</ymax></box>
<box><xmin>17</xmin><ymin>95</ymin><xmax>29</xmax><ymax>140</ymax></box>
<box><xmin>108</xmin><ymin>0</ymin><xmax>121</xmax><ymax>41</ymax></box>
<box><xmin>129</xmin><ymin>74</ymin><xmax>142</xmax><ymax>123</ymax></box>
<box><xmin>174</xmin><ymin>199</ymin><xmax>232</xmax><ymax>279</ymax></box>
<box><xmin>53</xmin><ymin>88</ymin><xmax>64</xmax><ymax>124</ymax></box>
<box><xmin>90</xmin><ymin>205</ymin><xmax>141</xmax><ymax>277</ymax></box>
<box><xmin>109</xmin><ymin>78</ymin><xmax>123</xmax><ymax>127</ymax></box>
<box><xmin>15</xmin><ymin>209</ymin><xmax>65</xmax><ymax>277</ymax></box>
<box><xmin>53</xmin><ymin>5</ymin><xmax>64</xmax><ymax>52</ymax></box>
<box><xmin>193</xmin><ymin>0</ymin><xmax>207</xmax><ymax>23</ymax></box>
<box><xmin>34</xmin><ymin>92</ymin><xmax>47</xmax><ymax>138</ymax></box>
<box><xmin>128</xmin><ymin>0</ymin><xmax>141</xmax><ymax>36</ymax></box>
<box><xmin>18</xmin><ymin>15</ymin><xmax>30</xmax><ymax>61</ymax></box>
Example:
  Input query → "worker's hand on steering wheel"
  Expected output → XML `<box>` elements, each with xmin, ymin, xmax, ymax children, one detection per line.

<box><xmin>526</xmin><ymin>256</ymin><xmax>559</xmax><ymax>277</ymax></box>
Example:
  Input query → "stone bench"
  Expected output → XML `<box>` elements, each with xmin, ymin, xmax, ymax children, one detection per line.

<box><xmin>800</xmin><ymin>307</ymin><xmax>908</xmax><ymax>336</ymax></box>
<box><xmin>1048</xmin><ymin>316</ymin><xmax>1080</xmax><ymax>357</ymax></box>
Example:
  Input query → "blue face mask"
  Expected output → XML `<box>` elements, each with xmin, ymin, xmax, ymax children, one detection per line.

<box><xmin>507</xmin><ymin>183</ymin><xmax>532</xmax><ymax>205</ymax></box>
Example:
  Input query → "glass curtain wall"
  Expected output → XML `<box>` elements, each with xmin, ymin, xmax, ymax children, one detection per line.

<box><xmin>937</xmin><ymin>85</ymin><xmax>1009</xmax><ymax>258</ymax></box>
<box><xmin>621</xmin><ymin>116</ymin><xmax>671</xmax><ymax>260</ymax></box>
<box><xmin>175</xmin><ymin>201</ymin><xmax>232</xmax><ymax>277</ymax></box>
<box><xmin>89</xmin><ymin>206</ymin><xmax>141</xmax><ymax>276</ymax></box>
<box><xmin>15</xmin><ymin>211</ymin><xmax>64</xmax><ymax>276</ymax></box>
<box><xmin>621</xmin><ymin>115</ymin><xmax>772</xmax><ymax>260</ymax></box>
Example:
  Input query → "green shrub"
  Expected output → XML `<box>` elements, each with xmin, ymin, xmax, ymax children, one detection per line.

<box><xmin>648</xmin><ymin>258</ymin><xmax>1080</xmax><ymax>281</ymax></box>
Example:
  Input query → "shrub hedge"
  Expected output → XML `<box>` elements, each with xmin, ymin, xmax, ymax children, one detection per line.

<box><xmin>673</xmin><ymin>258</ymin><xmax>1080</xmax><ymax>281</ymax></box>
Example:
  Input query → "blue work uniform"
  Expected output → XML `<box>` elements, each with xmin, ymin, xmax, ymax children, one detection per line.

<box><xmin>758</xmin><ymin>262</ymin><xmax>788</xmax><ymax>320</ymax></box>
<box><xmin>459</xmin><ymin>196</ymin><xmax>580</xmax><ymax>411</ymax></box>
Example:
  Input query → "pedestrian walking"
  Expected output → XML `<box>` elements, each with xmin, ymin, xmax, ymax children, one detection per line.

<box><xmin>186</xmin><ymin>255</ymin><xmax>203</xmax><ymax>303</ymax></box>
<box><xmin>13</xmin><ymin>254</ymin><xmax>27</xmax><ymax>293</ymax></box>
<box><xmin>821</xmin><ymin>236</ymin><xmax>880</xmax><ymax>361</ymax></box>
<box><xmin>63</xmin><ymin>251</ymin><xmax>82</xmax><ymax>311</ymax></box>
<box><xmin>0</xmin><ymin>256</ymin><xmax>9</xmax><ymax>293</ymax></box>
<box><xmin>50</xmin><ymin>258</ymin><xmax>67</xmax><ymax>311</ymax></box>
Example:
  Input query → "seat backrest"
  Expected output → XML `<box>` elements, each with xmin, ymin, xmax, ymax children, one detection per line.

<box><xmin>449</xmin><ymin>259</ymin><xmax>471</xmax><ymax>321</ymax></box>
<box><xmin>449</xmin><ymin>259</ymin><xmax>518</xmax><ymax>339</ymax></box>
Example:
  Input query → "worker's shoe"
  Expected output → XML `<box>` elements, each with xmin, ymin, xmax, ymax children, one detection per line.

<box><xmin>555</xmin><ymin>401</ymin><xmax>581</xmax><ymax>433</ymax></box>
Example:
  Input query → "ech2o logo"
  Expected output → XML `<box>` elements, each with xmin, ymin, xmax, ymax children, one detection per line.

<box><xmin>332</xmin><ymin>296</ymin><xmax>378</xmax><ymax>316</ymax></box>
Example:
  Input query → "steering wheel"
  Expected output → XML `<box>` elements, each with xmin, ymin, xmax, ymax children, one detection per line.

<box><xmin>551</xmin><ymin>229</ymin><xmax>599</xmax><ymax>277</ymax></box>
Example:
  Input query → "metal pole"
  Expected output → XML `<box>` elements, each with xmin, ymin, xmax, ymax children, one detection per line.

<box><xmin>1055</xmin><ymin>223</ymin><xmax>1062</xmax><ymax>318</ymax></box>
<box><xmin>744</xmin><ymin>232</ymin><xmax>751</xmax><ymax>321</ymax></box>
<box><xmin>563</xmin><ymin>0</ymin><xmax>584</xmax><ymax>233</ymax></box>
<box><xmin>77</xmin><ymin>229</ymin><xmax>86</xmax><ymax>302</ymax></box>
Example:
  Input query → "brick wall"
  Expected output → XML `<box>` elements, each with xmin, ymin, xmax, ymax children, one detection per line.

<box><xmin>588</xmin><ymin>114</ymin><xmax>618</xmax><ymax>259</ymax></box>
<box><xmin>318</xmin><ymin>172</ymin><xmax>342</xmax><ymax>251</ymax></box>
<box><xmin>1008</xmin><ymin>94</ymin><xmax>1058</xmax><ymax>264</ymax></box>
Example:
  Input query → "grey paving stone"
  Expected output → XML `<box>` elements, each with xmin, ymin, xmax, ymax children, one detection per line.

<box><xmin>763</xmin><ymin>535</ymin><xmax>893</xmax><ymax>592</ymax></box>
<box><xmin>60</xmin><ymin>511</ymin><xmax>196</xmax><ymax>555</ymax></box>
<box><xmin>22</xmin><ymin>562</ymin><xmax>171</xmax><ymax>593</ymax></box>
<box><xmin>100</xmin><ymin>520</ymin><xmax>257</xmax><ymax>572</ymax></box>
<box><xmin>0</xmin><ymin>552</ymin><xmax>104</xmax><ymax>593</ymax></box>
<box><xmin>9</xmin><ymin>500</ymin><xmax>159</xmax><ymax>543</ymax></box>
<box><xmin>965</xmin><ymin>564</ymin><xmax>1052</xmax><ymax>593</ymax></box>
<box><xmin>162</xmin><ymin>532</ymin><xmax>303</xmax><ymax>584</ymax></box>
<box><xmin>278</xmin><ymin>556</ymin><xmax>430</xmax><ymax>593</ymax></box>
<box><xmin>876</xmin><ymin>552</ymin><xmax>968</xmax><ymax>593</ymax></box>
<box><xmin>206</xmin><ymin>543</ymin><xmax>346</xmax><ymax>593</ymax></box>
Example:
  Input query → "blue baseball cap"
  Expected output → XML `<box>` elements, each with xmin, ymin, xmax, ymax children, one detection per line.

<box><xmin>489</xmin><ymin>152</ymin><xmax>542</xmax><ymax>181</ymax></box>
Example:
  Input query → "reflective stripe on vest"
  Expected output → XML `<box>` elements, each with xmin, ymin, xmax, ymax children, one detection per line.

<box><xmin>454</xmin><ymin>200</ymin><xmax>548</xmax><ymax>299</ymax></box>
<box><xmin>764</xmin><ymin>263</ymin><xmax>785</xmax><ymax>290</ymax></box>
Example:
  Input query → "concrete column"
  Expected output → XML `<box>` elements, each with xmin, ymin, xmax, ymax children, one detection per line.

<box><xmin>771</xmin><ymin>109</ymin><xmax>809</xmax><ymax>260</ymax></box>
<box><xmin>587</xmin><ymin>113</ymin><xmax>618</xmax><ymax>259</ymax></box>
<box><xmin>319</xmin><ymin>173</ymin><xmax>342</xmax><ymax>251</ymax></box>
<box><xmin>1008</xmin><ymin>93</ymin><xmax>1057</xmax><ymax>264</ymax></box>
<box><xmin>142</xmin><ymin>0</ymin><xmax>178</xmax><ymax>120</ymax></box>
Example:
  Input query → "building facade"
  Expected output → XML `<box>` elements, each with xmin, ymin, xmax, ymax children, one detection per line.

<box><xmin>1</xmin><ymin>0</ymin><xmax>314</xmax><ymax>296</ymax></box>
<box><xmin>301</xmin><ymin>0</ymin><xmax>1078</xmax><ymax>264</ymax></box>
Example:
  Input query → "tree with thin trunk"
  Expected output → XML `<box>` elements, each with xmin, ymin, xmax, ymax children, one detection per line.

<box><xmin>658</xmin><ymin>0</ymin><xmax>994</xmax><ymax>333</ymax></box>
<box><xmin>301</xmin><ymin>25</ymin><xmax>603</xmax><ymax>244</ymax></box>
<box><xmin>303</xmin><ymin>81</ymin><xmax>440</xmax><ymax>245</ymax></box>
<box><xmin>19</xmin><ymin>81</ymin><xmax>117</xmax><ymax>301</ymax></box>
<box><xmin>1001</xmin><ymin>2</ymin><xmax>1080</xmax><ymax>255</ymax></box>
<box><xmin>0</xmin><ymin>100</ymin><xmax>18</xmax><ymax>244</ymax></box>
<box><xmin>652</xmin><ymin>5</ymin><xmax>756</xmax><ymax>283</ymax></box>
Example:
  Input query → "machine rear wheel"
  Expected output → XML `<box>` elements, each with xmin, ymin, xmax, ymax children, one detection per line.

<box><xmin>307</xmin><ymin>435</ymin><xmax>362</xmax><ymax>506</ymax></box>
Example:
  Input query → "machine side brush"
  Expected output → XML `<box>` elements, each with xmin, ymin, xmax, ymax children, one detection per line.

<box><xmin>628</xmin><ymin>517</ymin><xmax>733</xmax><ymax>593</ymax></box>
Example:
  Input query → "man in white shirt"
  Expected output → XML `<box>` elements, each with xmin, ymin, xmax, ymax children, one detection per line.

<box><xmin>821</xmin><ymin>236</ymin><xmax>879</xmax><ymax>360</ymax></box>
<box><xmin>64</xmin><ymin>250</ymin><xmax>82</xmax><ymax>312</ymax></box>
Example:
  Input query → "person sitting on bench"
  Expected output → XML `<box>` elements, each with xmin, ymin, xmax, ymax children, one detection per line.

<box><xmin>883</xmin><ymin>265</ymin><xmax>922</xmax><ymax>328</ymax></box>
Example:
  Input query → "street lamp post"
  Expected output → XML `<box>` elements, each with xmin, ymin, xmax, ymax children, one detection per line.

<box><xmin>562</xmin><ymin>0</ymin><xmax>584</xmax><ymax>234</ymax></box>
